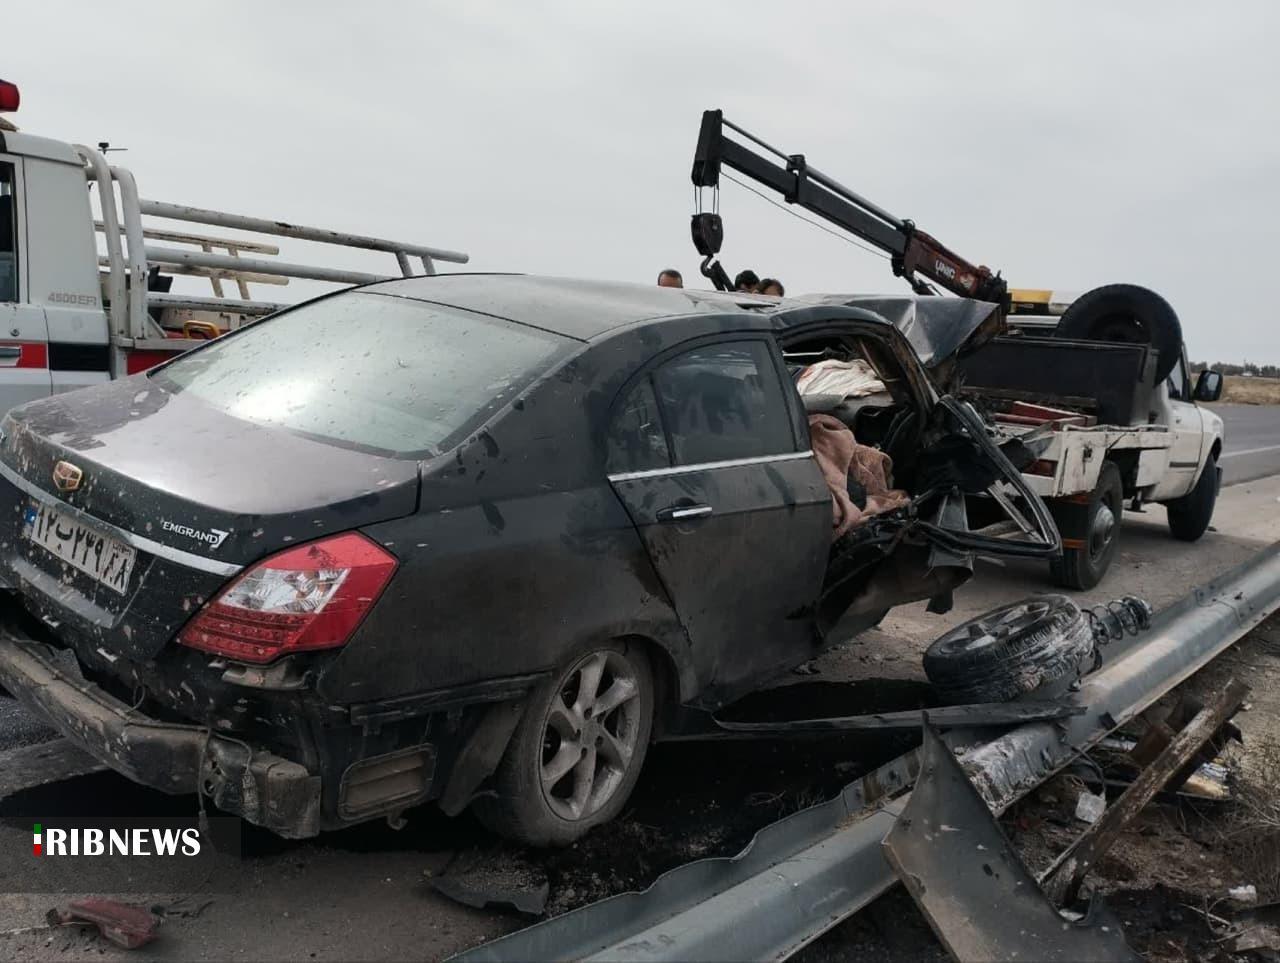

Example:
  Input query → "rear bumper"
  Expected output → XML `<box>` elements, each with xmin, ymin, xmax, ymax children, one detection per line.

<box><xmin>0</xmin><ymin>623</ymin><xmax>322</xmax><ymax>838</ymax></box>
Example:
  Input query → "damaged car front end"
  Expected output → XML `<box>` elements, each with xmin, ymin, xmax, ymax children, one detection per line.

<box><xmin>0</xmin><ymin>276</ymin><xmax>1058</xmax><ymax>845</ymax></box>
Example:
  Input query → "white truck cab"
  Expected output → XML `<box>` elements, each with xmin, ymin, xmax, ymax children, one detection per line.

<box><xmin>0</xmin><ymin>77</ymin><xmax>467</xmax><ymax>412</ymax></box>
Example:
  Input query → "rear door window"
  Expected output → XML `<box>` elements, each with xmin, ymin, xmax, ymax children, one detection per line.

<box><xmin>606</xmin><ymin>377</ymin><xmax>671</xmax><ymax>473</ymax></box>
<box><xmin>155</xmin><ymin>291</ymin><xmax>573</xmax><ymax>457</ymax></box>
<box><xmin>0</xmin><ymin>162</ymin><xmax>17</xmax><ymax>302</ymax></box>
<box><xmin>651</xmin><ymin>340</ymin><xmax>795</xmax><ymax>465</ymax></box>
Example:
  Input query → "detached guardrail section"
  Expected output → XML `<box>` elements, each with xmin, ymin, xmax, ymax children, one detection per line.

<box><xmin>457</xmin><ymin>541</ymin><xmax>1280</xmax><ymax>963</ymax></box>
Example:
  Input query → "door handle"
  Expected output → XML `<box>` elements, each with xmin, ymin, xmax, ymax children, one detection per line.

<box><xmin>0</xmin><ymin>346</ymin><xmax>21</xmax><ymax>367</ymax></box>
<box><xmin>657</xmin><ymin>503</ymin><xmax>713</xmax><ymax>522</ymax></box>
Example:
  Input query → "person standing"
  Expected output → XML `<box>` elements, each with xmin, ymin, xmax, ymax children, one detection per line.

<box><xmin>733</xmin><ymin>269</ymin><xmax>760</xmax><ymax>292</ymax></box>
<box><xmin>657</xmin><ymin>268</ymin><xmax>683</xmax><ymax>288</ymax></box>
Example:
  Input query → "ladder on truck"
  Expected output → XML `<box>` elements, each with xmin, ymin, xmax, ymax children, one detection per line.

<box><xmin>74</xmin><ymin>143</ymin><xmax>469</xmax><ymax>375</ymax></box>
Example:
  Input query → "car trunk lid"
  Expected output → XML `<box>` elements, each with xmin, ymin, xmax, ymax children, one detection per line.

<box><xmin>0</xmin><ymin>378</ymin><xmax>418</xmax><ymax>661</ymax></box>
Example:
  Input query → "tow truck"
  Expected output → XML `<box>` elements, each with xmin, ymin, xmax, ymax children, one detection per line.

<box><xmin>0</xmin><ymin>76</ymin><xmax>467</xmax><ymax>414</ymax></box>
<box><xmin>690</xmin><ymin>109</ymin><xmax>1225</xmax><ymax>589</ymax></box>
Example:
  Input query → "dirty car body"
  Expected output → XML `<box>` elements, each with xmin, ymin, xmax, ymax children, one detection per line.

<box><xmin>0</xmin><ymin>276</ymin><xmax>1057</xmax><ymax>839</ymax></box>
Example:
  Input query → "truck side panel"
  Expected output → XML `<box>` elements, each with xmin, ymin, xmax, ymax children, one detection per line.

<box><xmin>0</xmin><ymin>155</ymin><xmax>52</xmax><ymax>410</ymax></box>
<box><xmin>20</xmin><ymin>154</ymin><xmax>110</xmax><ymax>394</ymax></box>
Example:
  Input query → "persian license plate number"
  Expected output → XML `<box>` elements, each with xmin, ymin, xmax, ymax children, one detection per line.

<box><xmin>23</xmin><ymin>501</ymin><xmax>137</xmax><ymax>595</ymax></box>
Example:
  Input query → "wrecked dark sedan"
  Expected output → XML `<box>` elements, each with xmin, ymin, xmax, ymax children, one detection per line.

<box><xmin>0</xmin><ymin>276</ymin><xmax>1057</xmax><ymax>845</ymax></box>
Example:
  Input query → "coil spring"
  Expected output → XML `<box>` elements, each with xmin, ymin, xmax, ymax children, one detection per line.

<box><xmin>1085</xmin><ymin>595</ymin><xmax>1154</xmax><ymax>647</ymax></box>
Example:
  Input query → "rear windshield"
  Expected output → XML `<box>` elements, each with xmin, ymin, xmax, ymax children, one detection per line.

<box><xmin>155</xmin><ymin>292</ymin><xmax>573</xmax><ymax>457</ymax></box>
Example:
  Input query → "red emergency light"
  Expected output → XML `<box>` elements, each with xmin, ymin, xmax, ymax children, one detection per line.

<box><xmin>0</xmin><ymin>80</ymin><xmax>19</xmax><ymax>113</ymax></box>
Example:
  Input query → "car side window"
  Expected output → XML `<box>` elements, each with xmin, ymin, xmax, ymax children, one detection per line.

<box><xmin>606</xmin><ymin>376</ymin><xmax>671</xmax><ymax>473</ymax></box>
<box><xmin>651</xmin><ymin>340</ymin><xmax>795</xmax><ymax>465</ymax></box>
<box><xmin>0</xmin><ymin>163</ymin><xmax>17</xmax><ymax>302</ymax></box>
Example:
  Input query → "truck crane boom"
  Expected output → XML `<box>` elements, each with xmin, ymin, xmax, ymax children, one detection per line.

<box><xmin>689</xmin><ymin>109</ymin><xmax>1009</xmax><ymax>308</ymax></box>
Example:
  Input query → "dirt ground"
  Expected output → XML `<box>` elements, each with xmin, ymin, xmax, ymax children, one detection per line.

<box><xmin>1221</xmin><ymin>375</ymin><xmax>1280</xmax><ymax>405</ymax></box>
<box><xmin>2</xmin><ymin>476</ymin><xmax>1280</xmax><ymax>961</ymax></box>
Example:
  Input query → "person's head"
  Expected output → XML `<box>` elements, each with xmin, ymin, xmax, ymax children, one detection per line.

<box><xmin>733</xmin><ymin>269</ymin><xmax>760</xmax><ymax>293</ymax></box>
<box><xmin>758</xmin><ymin>278</ymin><xmax>785</xmax><ymax>297</ymax></box>
<box><xmin>656</xmin><ymin>268</ymin><xmax>683</xmax><ymax>288</ymax></box>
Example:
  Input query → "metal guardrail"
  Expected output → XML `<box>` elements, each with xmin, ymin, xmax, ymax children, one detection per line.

<box><xmin>457</xmin><ymin>541</ymin><xmax>1280</xmax><ymax>963</ymax></box>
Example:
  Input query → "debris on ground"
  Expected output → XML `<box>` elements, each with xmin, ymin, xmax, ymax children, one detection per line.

<box><xmin>1075</xmin><ymin>789</ymin><xmax>1107</xmax><ymax>824</ymax></box>
<box><xmin>429</xmin><ymin>849</ymin><xmax>550</xmax><ymax>916</ymax></box>
<box><xmin>1227</xmin><ymin>901</ymin><xmax>1280</xmax><ymax>955</ymax></box>
<box><xmin>1041</xmin><ymin>679</ymin><xmax>1250</xmax><ymax>907</ymax></box>
<box><xmin>885</xmin><ymin>726</ymin><xmax>1139</xmax><ymax>962</ymax></box>
<box><xmin>155</xmin><ymin>896</ymin><xmax>215</xmax><ymax>920</ymax></box>
<box><xmin>45</xmin><ymin>899</ymin><xmax>160</xmax><ymax>950</ymax></box>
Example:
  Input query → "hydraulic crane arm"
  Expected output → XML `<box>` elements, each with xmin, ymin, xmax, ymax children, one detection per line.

<box><xmin>690</xmin><ymin>109</ymin><xmax>1008</xmax><ymax>307</ymax></box>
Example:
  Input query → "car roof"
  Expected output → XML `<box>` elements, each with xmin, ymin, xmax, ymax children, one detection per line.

<box><xmin>365</xmin><ymin>274</ymin><xmax>788</xmax><ymax>340</ymax></box>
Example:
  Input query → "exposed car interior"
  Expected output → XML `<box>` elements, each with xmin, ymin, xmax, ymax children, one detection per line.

<box><xmin>777</xmin><ymin>328</ymin><xmax>1055</xmax><ymax>636</ymax></box>
<box><xmin>782</xmin><ymin>332</ymin><xmax>923</xmax><ymax>520</ymax></box>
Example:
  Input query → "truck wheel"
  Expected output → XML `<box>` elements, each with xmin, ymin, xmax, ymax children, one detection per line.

<box><xmin>1054</xmin><ymin>284</ymin><xmax>1183</xmax><ymax>384</ymax></box>
<box><xmin>1050</xmin><ymin>461</ymin><xmax>1123</xmax><ymax>591</ymax></box>
<box><xmin>1166</xmin><ymin>453</ymin><xmax>1218</xmax><ymax>542</ymax></box>
<box><xmin>923</xmin><ymin>595</ymin><xmax>1094</xmax><ymax>704</ymax></box>
<box><xmin>472</xmin><ymin>642</ymin><xmax>654</xmax><ymax>847</ymax></box>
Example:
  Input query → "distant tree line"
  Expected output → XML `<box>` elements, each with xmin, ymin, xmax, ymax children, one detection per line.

<box><xmin>1190</xmin><ymin>361</ymin><xmax>1280</xmax><ymax>378</ymax></box>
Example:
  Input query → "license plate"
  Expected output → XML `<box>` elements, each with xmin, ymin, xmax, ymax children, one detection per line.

<box><xmin>23</xmin><ymin>501</ymin><xmax>137</xmax><ymax>595</ymax></box>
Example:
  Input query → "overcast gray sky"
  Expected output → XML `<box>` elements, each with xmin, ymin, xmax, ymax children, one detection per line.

<box><xmin>9</xmin><ymin>1</ymin><xmax>1279</xmax><ymax>362</ymax></box>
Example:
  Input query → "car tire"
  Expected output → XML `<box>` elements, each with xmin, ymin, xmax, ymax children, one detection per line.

<box><xmin>472</xmin><ymin>641</ymin><xmax>654</xmax><ymax>847</ymax></box>
<box><xmin>923</xmin><ymin>595</ymin><xmax>1095</xmax><ymax>705</ymax></box>
<box><xmin>1049</xmin><ymin>461</ymin><xmax>1124</xmax><ymax>591</ymax></box>
<box><xmin>1166</xmin><ymin>453</ymin><xmax>1218</xmax><ymax>542</ymax></box>
<box><xmin>1053</xmin><ymin>284</ymin><xmax>1183</xmax><ymax>384</ymax></box>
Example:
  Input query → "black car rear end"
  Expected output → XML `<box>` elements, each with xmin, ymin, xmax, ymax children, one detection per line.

<box><xmin>0</xmin><ymin>288</ymin><xmax>576</xmax><ymax>836</ymax></box>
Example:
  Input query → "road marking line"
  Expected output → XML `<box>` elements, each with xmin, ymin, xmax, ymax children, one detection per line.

<box><xmin>1221</xmin><ymin>444</ymin><xmax>1280</xmax><ymax>460</ymax></box>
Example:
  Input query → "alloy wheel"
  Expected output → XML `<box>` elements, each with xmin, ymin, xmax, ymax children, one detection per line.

<box><xmin>538</xmin><ymin>649</ymin><xmax>644</xmax><ymax>822</ymax></box>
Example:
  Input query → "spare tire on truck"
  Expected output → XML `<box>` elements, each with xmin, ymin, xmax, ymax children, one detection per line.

<box><xmin>1053</xmin><ymin>284</ymin><xmax>1183</xmax><ymax>384</ymax></box>
<box><xmin>922</xmin><ymin>596</ymin><xmax>1094</xmax><ymax>705</ymax></box>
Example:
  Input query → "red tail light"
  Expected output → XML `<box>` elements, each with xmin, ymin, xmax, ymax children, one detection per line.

<box><xmin>0</xmin><ymin>80</ymin><xmax>19</xmax><ymax>113</ymax></box>
<box><xmin>178</xmin><ymin>532</ymin><xmax>397</xmax><ymax>664</ymax></box>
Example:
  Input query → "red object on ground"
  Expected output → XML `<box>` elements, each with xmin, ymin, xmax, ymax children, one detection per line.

<box><xmin>47</xmin><ymin>899</ymin><xmax>160</xmax><ymax>949</ymax></box>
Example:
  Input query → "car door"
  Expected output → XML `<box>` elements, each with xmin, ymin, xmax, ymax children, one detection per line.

<box><xmin>606</xmin><ymin>336</ymin><xmax>832</xmax><ymax>701</ymax></box>
<box><xmin>0</xmin><ymin>157</ymin><xmax>53</xmax><ymax>412</ymax></box>
<box><xmin>1152</xmin><ymin>350</ymin><xmax>1204</xmax><ymax>499</ymax></box>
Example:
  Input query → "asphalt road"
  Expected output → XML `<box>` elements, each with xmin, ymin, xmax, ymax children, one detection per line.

<box><xmin>1217</xmin><ymin>403</ymin><xmax>1280</xmax><ymax>484</ymax></box>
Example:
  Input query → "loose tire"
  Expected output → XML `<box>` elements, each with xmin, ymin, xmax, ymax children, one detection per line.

<box><xmin>473</xmin><ymin>641</ymin><xmax>654</xmax><ymax>847</ymax></box>
<box><xmin>1050</xmin><ymin>461</ymin><xmax>1124</xmax><ymax>591</ymax></box>
<box><xmin>1054</xmin><ymin>284</ymin><xmax>1183</xmax><ymax>384</ymax></box>
<box><xmin>923</xmin><ymin>595</ymin><xmax>1094</xmax><ymax>704</ymax></box>
<box><xmin>1166</xmin><ymin>453</ymin><xmax>1218</xmax><ymax>542</ymax></box>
